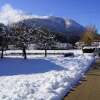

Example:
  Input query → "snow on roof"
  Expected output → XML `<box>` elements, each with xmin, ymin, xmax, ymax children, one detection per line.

<box><xmin>83</xmin><ymin>46</ymin><xmax>97</xmax><ymax>49</ymax></box>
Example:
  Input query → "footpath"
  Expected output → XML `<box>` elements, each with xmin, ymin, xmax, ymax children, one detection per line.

<box><xmin>64</xmin><ymin>59</ymin><xmax>100</xmax><ymax>100</ymax></box>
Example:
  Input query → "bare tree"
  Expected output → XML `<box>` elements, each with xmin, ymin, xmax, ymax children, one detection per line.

<box><xmin>33</xmin><ymin>27</ymin><xmax>57</xmax><ymax>57</ymax></box>
<box><xmin>81</xmin><ymin>26</ymin><xmax>96</xmax><ymax>46</ymax></box>
<box><xmin>0</xmin><ymin>23</ymin><xmax>8</xmax><ymax>59</ymax></box>
<box><xmin>11</xmin><ymin>22</ymin><xmax>32</xmax><ymax>59</ymax></box>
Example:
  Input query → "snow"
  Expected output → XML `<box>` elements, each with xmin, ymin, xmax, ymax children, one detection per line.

<box><xmin>0</xmin><ymin>51</ymin><xmax>95</xmax><ymax>100</ymax></box>
<box><xmin>0</xmin><ymin>49</ymin><xmax>83</xmax><ymax>58</ymax></box>
<box><xmin>4</xmin><ymin>49</ymin><xmax>83</xmax><ymax>55</ymax></box>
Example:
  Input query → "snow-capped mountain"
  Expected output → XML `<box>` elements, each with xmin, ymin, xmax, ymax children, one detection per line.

<box><xmin>24</xmin><ymin>16</ymin><xmax>85</xmax><ymax>34</ymax></box>
<box><xmin>0</xmin><ymin>4</ymin><xmax>85</xmax><ymax>42</ymax></box>
<box><xmin>14</xmin><ymin>16</ymin><xmax>85</xmax><ymax>42</ymax></box>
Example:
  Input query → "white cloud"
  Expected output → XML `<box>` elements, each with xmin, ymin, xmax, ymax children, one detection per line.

<box><xmin>0</xmin><ymin>4</ymin><xmax>33</xmax><ymax>25</ymax></box>
<box><xmin>0</xmin><ymin>4</ymin><xmax>50</xmax><ymax>25</ymax></box>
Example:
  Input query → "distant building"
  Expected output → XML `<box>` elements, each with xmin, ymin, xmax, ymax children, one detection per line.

<box><xmin>8</xmin><ymin>45</ymin><xmax>16</xmax><ymax>50</ymax></box>
<box><xmin>75</xmin><ymin>42</ymin><xmax>85</xmax><ymax>49</ymax></box>
<box><xmin>7</xmin><ymin>43</ymin><xmax>73</xmax><ymax>50</ymax></box>
<box><xmin>28</xmin><ymin>44</ymin><xmax>37</xmax><ymax>50</ymax></box>
<box><xmin>56</xmin><ymin>42</ymin><xmax>73</xmax><ymax>49</ymax></box>
<box><xmin>75</xmin><ymin>41</ymin><xmax>100</xmax><ymax>49</ymax></box>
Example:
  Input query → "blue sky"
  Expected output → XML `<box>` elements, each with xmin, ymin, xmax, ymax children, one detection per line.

<box><xmin>0</xmin><ymin>0</ymin><xmax>100</xmax><ymax>33</ymax></box>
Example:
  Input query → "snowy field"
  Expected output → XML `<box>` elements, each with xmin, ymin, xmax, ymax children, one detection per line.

<box><xmin>0</xmin><ymin>51</ymin><xmax>95</xmax><ymax>100</ymax></box>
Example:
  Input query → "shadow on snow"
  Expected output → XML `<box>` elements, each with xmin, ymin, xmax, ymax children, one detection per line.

<box><xmin>0</xmin><ymin>58</ymin><xmax>64</xmax><ymax>76</ymax></box>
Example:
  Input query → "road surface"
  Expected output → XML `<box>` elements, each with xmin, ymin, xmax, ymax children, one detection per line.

<box><xmin>64</xmin><ymin>59</ymin><xmax>100</xmax><ymax>100</ymax></box>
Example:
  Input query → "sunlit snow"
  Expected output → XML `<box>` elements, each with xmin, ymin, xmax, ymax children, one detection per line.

<box><xmin>0</xmin><ymin>53</ymin><xmax>94</xmax><ymax>100</ymax></box>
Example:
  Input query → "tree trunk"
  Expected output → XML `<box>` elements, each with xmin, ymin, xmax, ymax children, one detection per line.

<box><xmin>22</xmin><ymin>47</ymin><xmax>27</xmax><ymax>59</ymax></box>
<box><xmin>45</xmin><ymin>49</ymin><xmax>47</xmax><ymax>57</ymax></box>
<box><xmin>1</xmin><ymin>48</ymin><xmax>4</xmax><ymax>59</ymax></box>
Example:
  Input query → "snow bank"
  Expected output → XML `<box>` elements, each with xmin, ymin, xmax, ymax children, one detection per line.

<box><xmin>0</xmin><ymin>55</ymin><xmax>94</xmax><ymax>100</ymax></box>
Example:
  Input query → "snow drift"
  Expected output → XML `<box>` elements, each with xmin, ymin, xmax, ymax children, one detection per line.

<box><xmin>0</xmin><ymin>54</ymin><xmax>94</xmax><ymax>100</ymax></box>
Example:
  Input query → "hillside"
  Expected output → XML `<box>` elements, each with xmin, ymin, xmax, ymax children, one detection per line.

<box><xmin>11</xmin><ymin>16</ymin><xmax>85</xmax><ymax>43</ymax></box>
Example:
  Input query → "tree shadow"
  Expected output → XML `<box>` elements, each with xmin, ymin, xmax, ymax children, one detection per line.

<box><xmin>0</xmin><ymin>58</ymin><xmax>64</xmax><ymax>76</ymax></box>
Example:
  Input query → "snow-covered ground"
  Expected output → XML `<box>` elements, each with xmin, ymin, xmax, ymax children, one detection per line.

<box><xmin>0</xmin><ymin>52</ymin><xmax>95</xmax><ymax>100</ymax></box>
<box><xmin>3</xmin><ymin>49</ymin><xmax>83</xmax><ymax>58</ymax></box>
